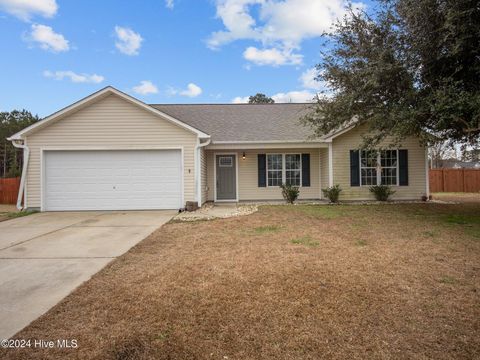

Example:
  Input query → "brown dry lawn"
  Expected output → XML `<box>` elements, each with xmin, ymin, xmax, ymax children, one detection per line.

<box><xmin>2</xmin><ymin>201</ymin><xmax>479</xmax><ymax>360</ymax></box>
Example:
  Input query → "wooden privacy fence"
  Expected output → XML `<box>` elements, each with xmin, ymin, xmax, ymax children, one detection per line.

<box><xmin>429</xmin><ymin>169</ymin><xmax>480</xmax><ymax>193</ymax></box>
<box><xmin>0</xmin><ymin>177</ymin><xmax>20</xmax><ymax>204</ymax></box>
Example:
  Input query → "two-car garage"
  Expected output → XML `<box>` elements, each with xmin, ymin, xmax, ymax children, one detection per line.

<box><xmin>43</xmin><ymin>149</ymin><xmax>183</xmax><ymax>211</ymax></box>
<box><xmin>8</xmin><ymin>87</ymin><xmax>209</xmax><ymax>211</ymax></box>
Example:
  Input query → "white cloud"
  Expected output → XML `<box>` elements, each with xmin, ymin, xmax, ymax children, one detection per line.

<box><xmin>231</xmin><ymin>96</ymin><xmax>249</xmax><ymax>103</ymax></box>
<box><xmin>0</xmin><ymin>0</ymin><xmax>57</xmax><ymax>21</ymax></box>
<box><xmin>114</xmin><ymin>26</ymin><xmax>143</xmax><ymax>56</ymax></box>
<box><xmin>272</xmin><ymin>90</ymin><xmax>316</xmax><ymax>103</ymax></box>
<box><xmin>165</xmin><ymin>0</ymin><xmax>174</xmax><ymax>9</ymax></box>
<box><xmin>243</xmin><ymin>46</ymin><xmax>302</xmax><ymax>66</ymax></box>
<box><xmin>43</xmin><ymin>70</ymin><xmax>104</xmax><ymax>83</ymax></box>
<box><xmin>232</xmin><ymin>90</ymin><xmax>316</xmax><ymax>103</ymax></box>
<box><xmin>299</xmin><ymin>68</ymin><xmax>335</xmax><ymax>96</ymax></box>
<box><xmin>208</xmin><ymin>0</ymin><xmax>261</xmax><ymax>49</ymax></box>
<box><xmin>27</xmin><ymin>24</ymin><xmax>69</xmax><ymax>52</ymax></box>
<box><xmin>133</xmin><ymin>80</ymin><xmax>159</xmax><ymax>95</ymax></box>
<box><xmin>179</xmin><ymin>83</ymin><xmax>203</xmax><ymax>97</ymax></box>
<box><xmin>208</xmin><ymin>0</ymin><xmax>363</xmax><ymax>66</ymax></box>
<box><xmin>209</xmin><ymin>0</ymin><xmax>361</xmax><ymax>48</ymax></box>
<box><xmin>300</xmin><ymin>67</ymin><xmax>323</xmax><ymax>90</ymax></box>
<box><xmin>168</xmin><ymin>83</ymin><xmax>203</xmax><ymax>97</ymax></box>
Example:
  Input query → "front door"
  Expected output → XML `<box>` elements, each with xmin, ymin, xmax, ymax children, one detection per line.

<box><xmin>216</xmin><ymin>155</ymin><xmax>236</xmax><ymax>200</ymax></box>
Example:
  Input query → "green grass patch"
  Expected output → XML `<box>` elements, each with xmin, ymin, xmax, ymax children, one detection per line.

<box><xmin>441</xmin><ymin>214</ymin><xmax>480</xmax><ymax>239</ymax></box>
<box><xmin>254</xmin><ymin>225</ymin><xmax>282</xmax><ymax>234</ymax></box>
<box><xmin>355</xmin><ymin>239</ymin><xmax>367</xmax><ymax>246</ymax></box>
<box><xmin>423</xmin><ymin>230</ymin><xmax>437</xmax><ymax>238</ymax></box>
<box><xmin>291</xmin><ymin>235</ymin><xmax>319</xmax><ymax>247</ymax></box>
<box><xmin>443</xmin><ymin>214</ymin><xmax>479</xmax><ymax>225</ymax></box>
<box><xmin>6</xmin><ymin>210</ymin><xmax>38</xmax><ymax>219</ymax></box>
<box><xmin>439</xmin><ymin>276</ymin><xmax>457</xmax><ymax>284</ymax></box>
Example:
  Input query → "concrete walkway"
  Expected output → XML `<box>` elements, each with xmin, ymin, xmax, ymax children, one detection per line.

<box><xmin>0</xmin><ymin>210</ymin><xmax>175</xmax><ymax>339</ymax></box>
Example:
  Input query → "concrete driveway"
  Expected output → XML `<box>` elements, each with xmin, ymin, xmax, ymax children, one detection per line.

<box><xmin>0</xmin><ymin>210</ymin><xmax>175</xmax><ymax>339</ymax></box>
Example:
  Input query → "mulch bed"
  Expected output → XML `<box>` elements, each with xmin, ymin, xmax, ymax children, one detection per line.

<box><xmin>1</xmin><ymin>203</ymin><xmax>479</xmax><ymax>359</ymax></box>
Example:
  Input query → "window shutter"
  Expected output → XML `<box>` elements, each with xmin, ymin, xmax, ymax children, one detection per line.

<box><xmin>301</xmin><ymin>153</ymin><xmax>310</xmax><ymax>187</ymax></box>
<box><xmin>350</xmin><ymin>150</ymin><xmax>360</xmax><ymax>186</ymax></box>
<box><xmin>399</xmin><ymin>149</ymin><xmax>409</xmax><ymax>186</ymax></box>
<box><xmin>258</xmin><ymin>154</ymin><xmax>266</xmax><ymax>187</ymax></box>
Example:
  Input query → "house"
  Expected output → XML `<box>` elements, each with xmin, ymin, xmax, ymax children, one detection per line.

<box><xmin>8</xmin><ymin>87</ymin><xmax>429</xmax><ymax>211</ymax></box>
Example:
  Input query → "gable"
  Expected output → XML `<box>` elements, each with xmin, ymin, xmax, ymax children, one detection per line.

<box><xmin>9</xmin><ymin>87</ymin><xmax>209</xmax><ymax>141</ymax></box>
<box><xmin>332</xmin><ymin>123</ymin><xmax>422</xmax><ymax>148</ymax></box>
<box><xmin>27</xmin><ymin>94</ymin><xmax>198</xmax><ymax>144</ymax></box>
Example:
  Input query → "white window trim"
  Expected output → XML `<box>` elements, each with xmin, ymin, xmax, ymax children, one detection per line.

<box><xmin>266</xmin><ymin>153</ymin><xmax>302</xmax><ymax>187</ymax></box>
<box><xmin>360</xmin><ymin>149</ymin><xmax>399</xmax><ymax>187</ymax></box>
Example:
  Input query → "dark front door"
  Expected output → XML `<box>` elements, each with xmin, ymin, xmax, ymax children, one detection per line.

<box><xmin>216</xmin><ymin>155</ymin><xmax>236</xmax><ymax>200</ymax></box>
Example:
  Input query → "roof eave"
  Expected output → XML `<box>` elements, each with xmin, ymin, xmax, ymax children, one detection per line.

<box><xmin>211</xmin><ymin>139</ymin><xmax>326</xmax><ymax>144</ymax></box>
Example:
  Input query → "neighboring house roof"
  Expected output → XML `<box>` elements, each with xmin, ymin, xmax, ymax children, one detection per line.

<box><xmin>436</xmin><ymin>159</ymin><xmax>480</xmax><ymax>169</ymax></box>
<box><xmin>151</xmin><ymin>103</ymin><xmax>318</xmax><ymax>143</ymax></box>
<box><xmin>8</xmin><ymin>87</ymin><xmax>210</xmax><ymax>141</ymax></box>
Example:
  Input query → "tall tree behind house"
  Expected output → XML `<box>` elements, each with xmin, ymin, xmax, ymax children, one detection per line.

<box><xmin>0</xmin><ymin>110</ymin><xmax>39</xmax><ymax>178</ymax></box>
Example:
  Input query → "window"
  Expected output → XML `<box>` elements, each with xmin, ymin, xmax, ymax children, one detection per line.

<box><xmin>218</xmin><ymin>156</ymin><xmax>233</xmax><ymax>167</ymax></box>
<box><xmin>360</xmin><ymin>150</ymin><xmax>378</xmax><ymax>185</ymax></box>
<box><xmin>360</xmin><ymin>150</ymin><xmax>398</xmax><ymax>186</ymax></box>
<box><xmin>267</xmin><ymin>154</ymin><xmax>302</xmax><ymax>187</ymax></box>
<box><xmin>267</xmin><ymin>154</ymin><xmax>283</xmax><ymax>186</ymax></box>
<box><xmin>285</xmin><ymin>154</ymin><xmax>301</xmax><ymax>186</ymax></box>
<box><xmin>380</xmin><ymin>150</ymin><xmax>397</xmax><ymax>185</ymax></box>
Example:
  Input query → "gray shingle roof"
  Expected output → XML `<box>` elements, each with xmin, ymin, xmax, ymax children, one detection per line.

<box><xmin>150</xmin><ymin>103</ymin><xmax>317</xmax><ymax>142</ymax></box>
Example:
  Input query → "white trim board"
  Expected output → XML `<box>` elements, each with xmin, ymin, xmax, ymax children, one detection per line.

<box><xmin>207</xmin><ymin>142</ymin><xmax>328</xmax><ymax>150</ymax></box>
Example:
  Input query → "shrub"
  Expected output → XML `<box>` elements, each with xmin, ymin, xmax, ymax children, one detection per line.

<box><xmin>280</xmin><ymin>183</ymin><xmax>300</xmax><ymax>204</ymax></box>
<box><xmin>322</xmin><ymin>184</ymin><xmax>342</xmax><ymax>203</ymax></box>
<box><xmin>369</xmin><ymin>185</ymin><xmax>395</xmax><ymax>201</ymax></box>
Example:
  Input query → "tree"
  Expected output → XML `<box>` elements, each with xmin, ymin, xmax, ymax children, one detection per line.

<box><xmin>428</xmin><ymin>141</ymin><xmax>456</xmax><ymax>168</ymax></box>
<box><xmin>0</xmin><ymin>110</ymin><xmax>39</xmax><ymax>177</ymax></box>
<box><xmin>248</xmin><ymin>93</ymin><xmax>275</xmax><ymax>104</ymax></box>
<box><xmin>303</xmin><ymin>0</ymin><xmax>480</xmax><ymax>148</ymax></box>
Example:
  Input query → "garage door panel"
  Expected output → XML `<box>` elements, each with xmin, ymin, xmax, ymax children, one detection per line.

<box><xmin>44</xmin><ymin>150</ymin><xmax>183</xmax><ymax>211</ymax></box>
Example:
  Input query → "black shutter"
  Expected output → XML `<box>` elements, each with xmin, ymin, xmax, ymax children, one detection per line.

<box><xmin>302</xmin><ymin>153</ymin><xmax>310</xmax><ymax>187</ymax></box>
<box><xmin>399</xmin><ymin>149</ymin><xmax>409</xmax><ymax>186</ymax></box>
<box><xmin>258</xmin><ymin>154</ymin><xmax>266</xmax><ymax>187</ymax></box>
<box><xmin>350</xmin><ymin>150</ymin><xmax>360</xmax><ymax>186</ymax></box>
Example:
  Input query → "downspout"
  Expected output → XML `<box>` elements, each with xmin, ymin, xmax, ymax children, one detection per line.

<box><xmin>328</xmin><ymin>142</ymin><xmax>334</xmax><ymax>187</ymax></box>
<box><xmin>195</xmin><ymin>138</ymin><xmax>211</xmax><ymax>208</ymax></box>
<box><xmin>9</xmin><ymin>139</ymin><xmax>29</xmax><ymax>210</ymax></box>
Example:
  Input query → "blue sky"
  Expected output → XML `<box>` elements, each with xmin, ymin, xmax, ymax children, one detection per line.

<box><xmin>0</xmin><ymin>0</ymin><xmax>371</xmax><ymax>117</ymax></box>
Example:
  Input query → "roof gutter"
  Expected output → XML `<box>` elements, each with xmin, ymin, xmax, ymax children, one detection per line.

<box><xmin>8</xmin><ymin>138</ymin><xmax>29</xmax><ymax>210</ymax></box>
<box><xmin>195</xmin><ymin>138</ymin><xmax>211</xmax><ymax>207</ymax></box>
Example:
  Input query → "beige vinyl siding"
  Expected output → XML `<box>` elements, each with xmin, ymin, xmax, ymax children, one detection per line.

<box><xmin>319</xmin><ymin>148</ymin><xmax>329</xmax><ymax>197</ymax></box>
<box><xmin>206</xmin><ymin>149</ymin><xmax>321</xmax><ymax>201</ymax></box>
<box><xmin>200</xmin><ymin>147</ymin><xmax>208</xmax><ymax>204</ymax></box>
<box><xmin>332</xmin><ymin>124</ymin><xmax>427</xmax><ymax>200</ymax></box>
<box><xmin>25</xmin><ymin>94</ymin><xmax>197</xmax><ymax>209</ymax></box>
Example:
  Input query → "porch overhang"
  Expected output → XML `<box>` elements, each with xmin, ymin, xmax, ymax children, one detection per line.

<box><xmin>206</xmin><ymin>141</ymin><xmax>328</xmax><ymax>150</ymax></box>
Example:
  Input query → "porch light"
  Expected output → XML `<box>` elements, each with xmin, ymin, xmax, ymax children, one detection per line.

<box><xmin>242</xmin><ymin>152</ymin><xmax>246</xmax><ymax>160</ymax></box>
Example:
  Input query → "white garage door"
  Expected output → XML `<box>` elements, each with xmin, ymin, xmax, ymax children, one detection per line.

<box><xmin>44</xmin><ymin>150</ymin><xmax>183</xmax><ymax>211</ymax></box>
